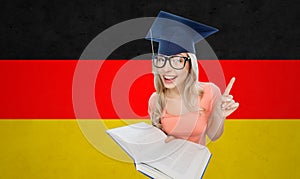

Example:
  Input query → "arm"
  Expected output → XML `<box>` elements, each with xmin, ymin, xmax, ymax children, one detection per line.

<box><xmin>206</xmin><ymin>78</ymin><xmax>239</xmax><ymax>141</ymax></box>
<box><xmin>148</xmin><ymin>93</ymin><xmax>157</xmax><ymax>126</ymax></box>
<box><xmin>206</xmin><ymin>83</ymin><xmax>225</xmax><ymax>141</ymax></box>
<box><xmin>148</xmin><ymin>93</ymin><xmax>163</xmax><ymax>129</ymax></box>
<box><xmin>206</xmin><ymin>101</ymin><xmax>225</xmax><ymax>141</ymax></box>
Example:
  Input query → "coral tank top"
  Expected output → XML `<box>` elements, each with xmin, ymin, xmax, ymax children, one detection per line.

<box><xmin>148</xmin><ymin>82</ymin><xmax>221</xmax><ymax>145</ymax></box>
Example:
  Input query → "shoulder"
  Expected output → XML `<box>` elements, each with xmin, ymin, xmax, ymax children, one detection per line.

<box><xmin>148</xmin><ymin>92</ymin><xmax>157</xmax><ymax>107</ymax></box>
<box><xmin>148</xmin><ymin>92</ymin><xmax>157</xmax><ymax>114</ymax></box>
<box><xmin>197</xmin><ymin>82</ymin><xmax>221</xmax><ymax>96</ymax></box>
<box><xmin>148</xmin><ymin>92</ymin><xmax>157</xmax><ymax>103</ymax></box>
<box><xmin>197</xmin><ymin>82</ymin><xmax>221</xmax><ymax>111</ymax></box>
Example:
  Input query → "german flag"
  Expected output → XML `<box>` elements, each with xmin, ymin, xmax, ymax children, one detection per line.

<box><xmin>1</xmin><ymin>1</ymin><xmax>299</xmax><ymax>178</ymax></box>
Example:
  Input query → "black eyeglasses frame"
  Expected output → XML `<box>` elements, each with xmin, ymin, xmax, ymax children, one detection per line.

<box><xmin>152</xmin><ymin>55</ymin><xmax>191</xmax><ymax>70</ymax></box>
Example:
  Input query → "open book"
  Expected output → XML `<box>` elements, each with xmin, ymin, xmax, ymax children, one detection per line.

<box><xmin>106</xmin><ymin>122</ymin><xmax>211</xmax><ymax>179</ymax></box>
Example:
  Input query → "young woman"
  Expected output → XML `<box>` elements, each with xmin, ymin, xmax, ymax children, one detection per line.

<box><xmin>146</xmin><ymin>11</ymin><xmax>239</xmax><ymax>145</ymax></box>
<box><xmin>148</xmin><ymin>52</ymin><xmax>239</xmax><ymax>145</ymax></box>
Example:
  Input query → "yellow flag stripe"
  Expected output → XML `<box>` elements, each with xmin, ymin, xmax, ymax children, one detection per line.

<box><xmin>0</xmin><ymin>120</ymin><xmax>299</xmax><ymax>179</ymax></box>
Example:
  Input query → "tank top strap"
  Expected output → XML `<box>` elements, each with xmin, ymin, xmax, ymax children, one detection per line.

<box><xmin>197</xmin><ymin>95</ymin><xmax>205</xmax><ymax>111</ymax></box>
<box><xmin>162</xmin><ymin>104</ymin><xmax>167</xmax><ymax>116</ymax></box>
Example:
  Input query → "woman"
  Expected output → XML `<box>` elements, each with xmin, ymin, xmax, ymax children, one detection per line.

<box><xmin>146</xmin><ymin>11</ymin><xmax>239</xmax><ymax>145</ymax></box>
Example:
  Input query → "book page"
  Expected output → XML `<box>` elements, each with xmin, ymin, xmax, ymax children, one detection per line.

<box><xmin>133</xmin><ymin>138</ymin><xmax>191</xmax><ymax>163</ymax></box>
<box><xmin>107</xmin><ymin>122</ymin><xmax>166</xmax><ymax>143</ymax></box>
<box><xmin>143</xmin><ymin>140</ymin><xmax>211</xmax><ymax>178</ymax></box>
<box><xmin>136</xmin><ymin>163</ymin><xmax>173</xmax><ymax>179</ymax></box>
<box><xmin>106</xmin><ymin>133</ymin><xmax>136</xmax><ymax>159</ymax></box>
<box><xmin>106</xmin><ymin>122</ymin><xmax>168</xmax><ymax>161</ymax></box>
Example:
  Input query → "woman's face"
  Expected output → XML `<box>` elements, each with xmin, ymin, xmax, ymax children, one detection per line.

<box><xmin>156</xmin><ymin>53</ymin><xmax>190</xmax><ymax>90</ymax></box>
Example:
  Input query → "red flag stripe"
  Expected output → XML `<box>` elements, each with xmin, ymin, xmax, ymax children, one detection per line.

<box><xmin>0</xmin><ymin>60</ymin><xmax>299</xmax><ymax>119</ymax></box>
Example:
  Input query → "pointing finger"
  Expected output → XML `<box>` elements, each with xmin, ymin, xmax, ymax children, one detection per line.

<box><xmin>224</xmin><ymin>77</ymin><xmax>236</xmax><ymax>95</ymax></box>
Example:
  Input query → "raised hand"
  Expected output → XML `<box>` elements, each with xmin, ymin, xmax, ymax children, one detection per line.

<box><xmin>219</xmin><ymin>77</ymin><xmax>239</xmax><ymax>117</ymax></box>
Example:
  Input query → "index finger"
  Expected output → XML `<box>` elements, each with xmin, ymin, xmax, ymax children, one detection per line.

<box><xmin>223</xmin><ymin>77</ymin><xmax>235</xmax><ymax>95</ymax></box>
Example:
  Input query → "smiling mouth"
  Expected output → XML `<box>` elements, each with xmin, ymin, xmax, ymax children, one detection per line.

<box><xmin>163</xmin><ymin>75</ymin><xmax>177</xmax><ymax>83</ymax></box>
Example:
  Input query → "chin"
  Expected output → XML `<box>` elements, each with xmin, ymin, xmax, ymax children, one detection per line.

<box><xmin>164</xmin><ymin>85</ymin><xmax>176</xmax><ymax>89</ymax></box>
<box><xmin>163</xmin><ymin>82</ymin><xmax>177</xmax><ymax>89</ymax></box>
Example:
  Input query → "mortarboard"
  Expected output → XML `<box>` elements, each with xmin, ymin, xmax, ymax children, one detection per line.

<box><xmin>146</xmin><ymin>11</ymin><xmax>218</xmax><ymax>56</ymax></box>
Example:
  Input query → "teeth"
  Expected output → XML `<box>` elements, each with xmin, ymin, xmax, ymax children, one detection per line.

<box><xmin>164</xmin><ymin>75</ymin><xmax>176</xmax><ymax>80</ymax></box>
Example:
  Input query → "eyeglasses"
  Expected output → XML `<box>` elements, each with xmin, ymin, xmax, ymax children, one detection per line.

<box><xmin>152</xmin><ymin>54</ymin><xmax>191</xmax><ymax>70</ymax></box>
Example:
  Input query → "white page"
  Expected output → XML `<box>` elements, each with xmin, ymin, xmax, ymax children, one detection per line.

<box><xmin>107</xmin><ymin>122</ymin><xmax>168</xmax><ymax>161</ymax></box>
<box><xmin>134</xmin><ymin>139</ymin><xmax>189</xmax><ymax>163</ymax></box>
<box><xmin>106</xmin><ymin>133</ymin><xmax>137</xmax><ymax>159</ymax></box>
<box><xmin>136</xmin><ymin>163</ymin><xmax>173</xmax><ymax>179</ymax></box>
<box><xmin>143</xmin><ymin>140</ymin><xmax>211</xmax><ymax>178</ymax></box>
<box><xmin>107</xmin><ymin>122</ymin><xmax>166</xmax><ymax>144</ymax></box>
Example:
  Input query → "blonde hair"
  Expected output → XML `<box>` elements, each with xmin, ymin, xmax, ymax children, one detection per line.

<box><xmin>151</xmin><ymin>53</ymin><xmax>204</xmax><ymax>128</ymax></box>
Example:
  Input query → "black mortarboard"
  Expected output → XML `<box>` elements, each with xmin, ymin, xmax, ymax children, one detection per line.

<box><xmin>146</xmin><ymin>11</ymin><xmax>218</xmax><ymax>56</ymax></box>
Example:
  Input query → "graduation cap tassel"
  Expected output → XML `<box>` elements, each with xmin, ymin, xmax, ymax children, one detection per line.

<box><xmin>149</xmin><ymin>29</ymin><xmax>155</xmax><ymax>58</ymax></box>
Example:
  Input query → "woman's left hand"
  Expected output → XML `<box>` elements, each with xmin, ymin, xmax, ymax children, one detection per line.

<box><xmin>218</xmin><ymin>77</ymin><xmax>239</xmax><ymax>118</ymax></box>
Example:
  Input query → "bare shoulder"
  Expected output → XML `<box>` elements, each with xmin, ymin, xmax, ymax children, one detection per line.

<box><xmin>198</xmin><ymin>82</ymin><xmax>220</xmax><ymax>92</ymax></box>
<box><xmin>149</xmin><ymin>92</ymin><xmax>157</xmax><ymax>100</ymax></box>
<box><xmin>148</xmin><ymin>92</ymin><xmax>158</xmax><ymax>114</ymax></box>
<box><xmin>197</xmin><ymin>82</ymin><xmax>222</xmax><ymax>111</ymax></box>
<box><xmin>148</xmin><ymin>92</ymin><xmax>157</xmax><ymax>105</ymax></box>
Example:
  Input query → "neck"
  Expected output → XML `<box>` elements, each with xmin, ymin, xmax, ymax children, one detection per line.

<box><xmin>166</xmin><ymin>85</ymin><xmax>184</xmax><ymax>98</ymax></box>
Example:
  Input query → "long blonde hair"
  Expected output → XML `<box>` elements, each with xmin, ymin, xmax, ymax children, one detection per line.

<box><xmin>151</xmin><ymin>53</ymin><xmax>204</xmax><ymax>128</ymax></box>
